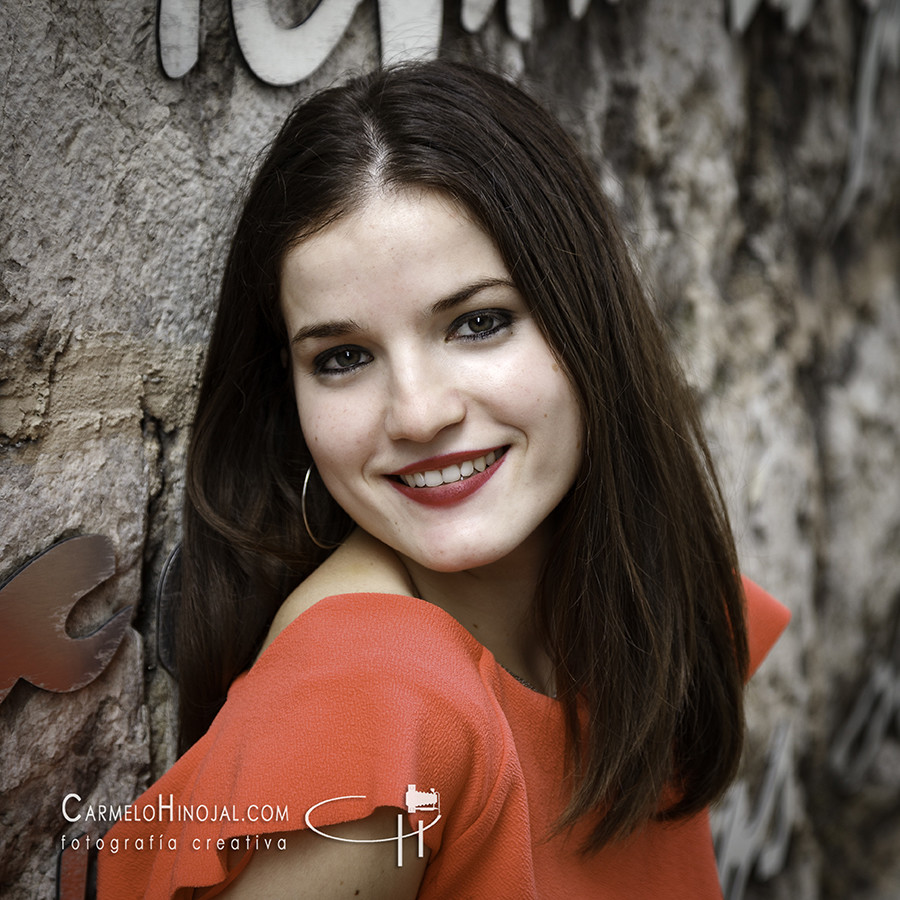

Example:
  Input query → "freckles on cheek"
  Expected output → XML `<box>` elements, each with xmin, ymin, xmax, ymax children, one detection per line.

<box><xmin>296</xmin><ymin>403</ymin><xmax>330</xmax><ymax>450</ymax></box>
<box><xmin>302</xmin><ymin>413</ymin><xmax>335</xmax><ymax>450</ymax></box>
<box><xmin>302</xmin><ymin>404</ymin><xmax>367</xmax><ymax>463</ymax></box>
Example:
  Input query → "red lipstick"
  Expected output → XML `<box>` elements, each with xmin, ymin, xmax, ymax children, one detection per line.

<box><xmin>387</xmin><ymin>447</ymin><xmax>507</xmax><ymax>508</ymax></box>
<box><xmin>390</xmin><ymin>448</ymin><xmax>502</xmax><ymax>477</ymax></box>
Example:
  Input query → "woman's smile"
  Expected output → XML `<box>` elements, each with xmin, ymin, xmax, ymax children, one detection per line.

<box><xmin>388</xmin><ymin>447</ymin><xmax>508</xmax><ymax>506</ymax></box>
<box><xmin>280</xmin><ymin>187</ymin><xmax>583</xmax><ymax>573</ymax></box>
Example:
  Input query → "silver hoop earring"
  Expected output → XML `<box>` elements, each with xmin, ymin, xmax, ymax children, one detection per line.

<box><xmin>302</xmin><ymin>466</ymin><xmax>340</xmax><ymax>550</ymax></box>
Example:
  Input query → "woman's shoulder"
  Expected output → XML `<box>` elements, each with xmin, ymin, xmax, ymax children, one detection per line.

<box><xmin>98</xmin><ymin>539</ymin><xmax>513</xmax><ymax>900</ymax></box>
<box><xmin>258</xmin><ymin>529</ymin><xmax>420</xmax><ymax>657</ymax></box>
<box><xmin>250</xmin><ymin>529</ymin><xmax>489</xmax><ymax>706</ymax></box>
<box><xmin>186</xmin><ymin>535</ymin><xmax>509</xmax><ymax>848</ymax></box>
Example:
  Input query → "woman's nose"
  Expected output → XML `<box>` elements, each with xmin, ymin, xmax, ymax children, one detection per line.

<box><xmin>383</xmin><ymin>360</ymin><xmax>466</xmax><ymax>443</ymax></box>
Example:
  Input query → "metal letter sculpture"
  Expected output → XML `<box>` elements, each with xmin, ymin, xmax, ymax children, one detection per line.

<box><xmin>0</xmin><ymin>535</ymin><xmax>132</xmax><ymax>703</ymax></box>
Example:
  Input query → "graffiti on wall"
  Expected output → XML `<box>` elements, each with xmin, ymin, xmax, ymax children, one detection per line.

<box><xmin>157</xmin><ymin>0</ymin><xmax>844</xmax><ymax>86</ymax></box>
<box><xmin>711</xmin><ymin>721</ymin><xmax>796</xmax><ymax>900</ymax></box>
<box><xmin>711</xmin><ymin>608</ymin><xmax>900</xmax><ymax>899</ymax></box>
<box><xmin>830</xmin><ymin>0</ymin><xmax>900</xmax><ymax>230</ymax></box>
<box><xmin>157</xmin><ymin>0</ymin><xmax>809</xmax><ymax>84</ymax></box>
<box><xmin>157</xmin><ymin>0</ymin><xmax>897</xmax><ymax>230</ymax></box>
<box><xmin>830</xmin><ymin>623</ymin><xmax>900</xmax><ymax>789</ymax></box>
<box><xmin>157</xmin><ymin>0</ymin><xmax>596</xmax><ymax>84</ymax></box>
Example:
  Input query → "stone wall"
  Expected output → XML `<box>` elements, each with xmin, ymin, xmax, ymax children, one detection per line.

<box><xmin>1</xmin><ymin>1</ymin><xmax>898</xmax><ymax>897</ymax></box>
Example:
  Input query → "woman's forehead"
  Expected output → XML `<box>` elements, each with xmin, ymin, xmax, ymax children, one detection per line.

<box><xmin>279</xmin><ymin>188</ymin><xmax>507</xmax><ymax>317</ymax></box>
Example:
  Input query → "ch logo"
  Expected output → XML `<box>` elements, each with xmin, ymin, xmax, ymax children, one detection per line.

<box><xmin>404</xmin><ymin>785</ymin><xmax>439</xmax><ymax>814</ymax></box>
<box><xmin>0</xmin><ymin>535</ymin><xmax>132</xmax><ymax>703</ymax></box>
<box><xmin>305</xmin><ymin>784</ymin><xmax>441</xmax><ymax>867</ymax></box>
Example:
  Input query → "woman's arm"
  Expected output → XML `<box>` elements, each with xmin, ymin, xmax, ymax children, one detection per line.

<box><xmin>215</xmin><ymin>807</ymin><xmax>430</xmax><ymax>899</ymax></box>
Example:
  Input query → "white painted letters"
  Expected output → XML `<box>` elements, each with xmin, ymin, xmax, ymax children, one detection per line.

<box><xmin>158</xmin><ymin>0</ymin><xmax>599</xmax><ymax>84</ymax></box>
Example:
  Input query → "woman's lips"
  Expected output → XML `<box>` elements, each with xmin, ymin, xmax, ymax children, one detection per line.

<box><xmin>387</xmin><ymin>447</ymin><xmax>508</xmax><ymax>507</ymax></box>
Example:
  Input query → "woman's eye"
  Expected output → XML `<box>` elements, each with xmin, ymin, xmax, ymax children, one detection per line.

<box><xmin>466</xmin><ymin>314</ymin><xmax>496</xmax><ymax>334</ymax></box>
<box><xmin>314</xmin><ymin>346</ymin><xmax>372</xmax><ymax>375</ymax></box>
<box><xmin>451</xmin><ymin>310</ymin><xmax>512</xmax><ymax>341</ymax></box>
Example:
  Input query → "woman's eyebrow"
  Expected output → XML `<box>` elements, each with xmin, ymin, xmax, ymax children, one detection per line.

<box><xmin>290</xmin><ymin>318</ymin><xmax>363</xmax><ymax>346</ymax></box>
<box><xmin>428</xmin><ymin>277</ymin><xmax>516</xmax><ymax>317</ymax></box>
<box><xmin>290</xmin><ymin>278</ymin><xmax>516</xmax><ymax>346</ymax></box>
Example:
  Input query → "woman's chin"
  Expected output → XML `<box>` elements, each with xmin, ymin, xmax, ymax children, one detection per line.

<box><xmin>393</xmin><ymin>539</ymin><xmax>516</xmax><ymax>576</ymax></box>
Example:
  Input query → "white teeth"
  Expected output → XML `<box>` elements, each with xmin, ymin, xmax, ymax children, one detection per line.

<box><xmin>441</xmin><ymin>464</ymin><xmax>461</xmax><ymax>483</ymax></box>
<box><xmin>398</xmin><ymin>450</ymin><xmax>503</xmax><ymax>488</ymax></box>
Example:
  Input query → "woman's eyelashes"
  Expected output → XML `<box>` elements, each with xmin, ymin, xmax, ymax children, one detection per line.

<box><xmin>310</xmin><ymin>309</ymin><xmax>514</xmax><ymax>377</ymax></box>
<box><xmin>313</xmin><ymin>345</ymin><xmax>373</xmax><ymax>376</ymax></box>
<box><xmin>448</xmin><ymin>308</ymin><xmax>514</xmax><ymax>342</ymax></box>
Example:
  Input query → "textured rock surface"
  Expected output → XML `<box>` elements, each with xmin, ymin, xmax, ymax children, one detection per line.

<box><xmin>1</xmin><ymin>1</ymin><xmax>898</xmax><ymax>898</ymax></box>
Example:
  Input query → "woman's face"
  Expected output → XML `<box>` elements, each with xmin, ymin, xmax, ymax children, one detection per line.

<box><xmin>280</xmin><ymin>188</ymin><xmax>583</xmax><ymax>573</ymax></box>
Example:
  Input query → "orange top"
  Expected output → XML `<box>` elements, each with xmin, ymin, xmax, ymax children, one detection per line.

<box><xmin>98</xmin><ymin>578</ymin><xmax>789</xmax><ymax>899</ymax></box>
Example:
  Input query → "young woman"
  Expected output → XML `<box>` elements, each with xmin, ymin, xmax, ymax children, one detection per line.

<box><xmin>98</xmin><ymin>60</ymin><xmax>789</xmax><ymax>899</ymax></box>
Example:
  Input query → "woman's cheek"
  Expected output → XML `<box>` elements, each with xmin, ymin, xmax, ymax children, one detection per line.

<box><xmin>300</xmin><ymin>397</ymin><xmax>369</xmax><ymax>463</ymax></box>
<box><xmin>300</xmin><ymin>406</ymin><xmax>335</xmax><ymax>451</ymax></box>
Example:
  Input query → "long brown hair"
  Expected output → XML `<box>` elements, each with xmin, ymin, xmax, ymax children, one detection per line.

<box><xmin>177</xmin><ymin>60</ymin><xmax>749</xmax><ymax>852</ymax></box>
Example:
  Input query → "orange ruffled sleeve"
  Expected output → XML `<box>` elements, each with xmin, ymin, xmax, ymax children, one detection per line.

<box><xmin>98</xmin><ymin>593</ymin><xmax>522</xmax><ymax>900</ymax></box>
<box><xmin>742</xmin><ymin>575</ymin><xmax>791</xmax><ymax>679</ymax></box>
<box><xmin>98</xmin><ymin>583</ymin><xmax>791</xmax><ymax>900</ymax></box>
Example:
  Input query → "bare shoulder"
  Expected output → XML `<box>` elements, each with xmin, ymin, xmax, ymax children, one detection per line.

<box><xmin>259</xmin><ymin>530</ymin><xmax>415</xmax><ymax>657</ymax></box>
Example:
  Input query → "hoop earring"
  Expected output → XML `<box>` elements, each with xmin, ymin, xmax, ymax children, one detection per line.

<box><xmin>302</xmin><ymin>466</ymin><xmax>340</xmax><ymax>550</ymax></box>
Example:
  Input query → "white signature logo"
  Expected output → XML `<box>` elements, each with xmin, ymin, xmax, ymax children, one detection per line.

<box><xmin>404</xmin><ymin>785</ymin><xmax>439</xmax><ymax>814</ymax></box>
<box><xmin>304</xmin><ymin>784</ymin><xmax>441</xmax><ymax>866</ymax></box>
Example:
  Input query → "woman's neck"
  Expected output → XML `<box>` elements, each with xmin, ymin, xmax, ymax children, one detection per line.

<box><xmin>395</xmin><ymin>528</ymin><xmax>554</xmax><ymax>695</ymax></box>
